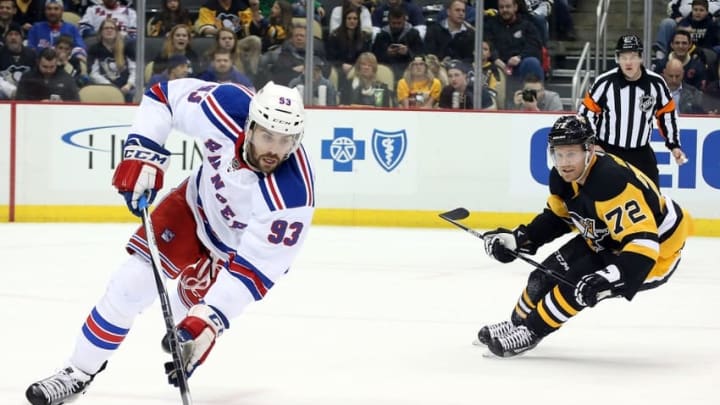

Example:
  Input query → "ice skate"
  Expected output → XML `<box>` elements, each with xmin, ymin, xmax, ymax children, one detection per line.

<box><xmin>25</xmin><ymin>362</ymin><xmax>105</xmax><ymax>405</ymax></box>
<box><xmin>487</xmin><ymin>325</ymin><xmax>541</xmax><ymax>357</ymax></box>
<box><xmin>473</xmin><ymin>320</ymin><xmax>516</xmax><ymax>346</ymax></box>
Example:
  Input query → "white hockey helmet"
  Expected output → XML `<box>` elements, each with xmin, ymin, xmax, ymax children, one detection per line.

<box><xmin>244</xmin><ymin>81</ymin><xmax>305</xmax><ymax>162</ymax></box>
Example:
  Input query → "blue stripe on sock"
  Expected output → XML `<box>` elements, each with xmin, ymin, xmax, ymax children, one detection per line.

<box><xmin>81</xmin><ymin>324</ymin><xmax>120</xmax><ymax>350</ymax></box>
<box><xmin>90</xmin><ymin>307</ymin><xmax>129</xmax><ymax>335</ymax></box>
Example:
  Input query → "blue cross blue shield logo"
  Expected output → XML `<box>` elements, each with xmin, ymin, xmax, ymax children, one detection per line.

<box><xmin>372</xmin><ymin>129</ymin><xmax>407</xmax><ymax>172</ymax></box>
<box><xmin>321</xmin><ymin>127</ymin><xmax>365</xmax><ymax>172</ymax></box>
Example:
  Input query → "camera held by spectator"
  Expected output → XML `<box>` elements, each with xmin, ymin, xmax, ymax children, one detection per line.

<box><xmin>512</xmin><ymin>73</ymin><xmax>564</xmax><ymax>111</ymax></box>
<box><xmin>521</xmin><ymin>88</ymin><xmax>537</xmax><ymax>102</ymax></box>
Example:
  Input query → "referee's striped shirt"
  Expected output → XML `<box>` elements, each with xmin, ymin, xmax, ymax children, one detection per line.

<box><xmin>578</xmin><ymin>66</ymin><xmax>681</xmax><ymax>150</ymax></box>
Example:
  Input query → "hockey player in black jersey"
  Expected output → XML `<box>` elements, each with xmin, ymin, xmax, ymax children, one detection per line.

<box><xmin>477</xmin><ymin>115</ymin><xmax>692</xmax><ymax>357</ymax></box>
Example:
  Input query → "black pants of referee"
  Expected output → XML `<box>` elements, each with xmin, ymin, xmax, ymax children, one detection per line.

<box><xmin>597</xmin><ymin>140</ymin><xmax>659</xmax><ymax>186</ymax></box>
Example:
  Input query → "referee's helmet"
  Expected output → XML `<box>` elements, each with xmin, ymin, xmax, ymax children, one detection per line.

<box><xmin>615</xmin><ymin>34</ymin><xmax>643</xmax><ymax>56</ymax></box>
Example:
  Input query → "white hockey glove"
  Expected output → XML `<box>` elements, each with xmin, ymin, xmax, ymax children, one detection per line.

<box><xmin>165</xmin><ymin>304</ymin><xmax>228</xmax><ymax>386</ymax></box>
<box><xmin>484</xmin><ymin>226</ymin><xmax>537</xmax><ymax>264</ymax></box>
<box><xmin>574</xmin><ymin>265</ymin><xmax>625</xmax><ymax>307</ymax></box>
<box><xmin>111</xmin><ymin>135</ymin><xmax>170</xmax><ymax>216</ymax></box>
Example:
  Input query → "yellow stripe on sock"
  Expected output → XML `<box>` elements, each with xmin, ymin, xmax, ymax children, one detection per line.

<box><xmin>537</xmin><ymin>300</ymin><xmax>561</xmax><ymax>329</ymax></box>
<box><xmin>552</xmin><ymin>286</ymin><xmax>579</xmax><ymax>316</ymax></box>
<box><xmin>521</xmin><ymin>289</ymin><xmax>536</xmax><ymax>309</ymax></box>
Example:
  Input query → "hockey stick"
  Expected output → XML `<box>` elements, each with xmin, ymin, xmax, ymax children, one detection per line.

<box><xmin>438</xmin><ymin>208</ymin><xmax>575</xmax><ymax>288</ymax></box>
<box><xmin>139</xmin><ymin>194</ymin><xmax>193</xmax><ymax>405</ymax></box>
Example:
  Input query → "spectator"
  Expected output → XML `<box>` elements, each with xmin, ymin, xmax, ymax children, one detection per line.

<box><xmin>147</xmin><ymin>0</ymin><xmax>193</xmax><ymax>37</ymax></box>
<box><xmin>151</xmin><ymin>24</ymin><xmax>199</xmax><ymax>74</ymax></box>
<box><xmin>577</xmin><ymin>34</ymin><xmax>686</xmax><ymax>186</ymax></box>
<box><xmin>54</xmin><ymin>34</ymin><xmax>89</xmax><ymax>87</ymax></box>
<box><xmin>329</xmin><ymin>0</ymin><xmax>373</xmax><ymax>37</ymax></box>
<box><xmin>270</xmin><ymin>23</ymin><xmax>325</xmax><ymax>86</ymax></box>
<box><xmin>209</xmin><ymin>27</ymin><xmax>261</xmax><ymax>80</ymax></box>
<box><xmin>663</xmin><ymin>58</ymin><xmax>705</xmax><ymax>113</ymax></box>
<box><xmin>88</xmin><ymin>18</ymin><xmax>136</xmax><ymax>102</ymax></box>
<box><xmin>78</xmin><ymin>0</ymin><xmax>137</xmax><ymax>39</ymax></box>
<box><xmin>396</xmin><ymin>55</ymin><xmax>441</xmax><ymax>108</ymax></box>
<box><xmin>147</xmin><ymin>54</ymin><xmax>190</xmax><ymax>86</ymax></box>
<box><xmin>484</xmin><ymin>0</ymin><xmax>544</xmax><ymax>82</ymax></box>
<box><xmin>326</xmin><ymin>4</ymin><xmax>372</xmax><ymax>103</ymax></box>
<box><xmin>288</xmin><ymin>56</ymin><xmax>337</xmax><ymax>105</ymax></box>
<box><xmin>289</xmin><ymin>0</ymin><xmax>325</xmax><ymax>21</ymax></box>
<box><xmin>250</xmin><ymin>0</ymin><xmax>292</xmax><ymax>52</ymax></box>
<box><xmin>654</xmin><ymin>0</ymin><xmax>720</xmax><ymax>59</ymax></box>
<box><xmin>15</xmin><ymin>47</ymin><xmax>79</xmax><ymax>100</ymax></box>
<box><xmin>27</xmin><ymin>0</ymin><xmax>86</xmax><ymax>59</ymax></box>
<box><xmin>0</xmin><ymin>0</ymin><xmax>15</xmax><ymax>45</ymax></box>
<box><xmin>424</xmin><ymin>0</ymin><xmax>475</xmax><ymax>62</ymax></box>
<box><xmin>195</xmin><ymin>0</ymin><xmax>251</xmax><ymax>37</ymax></box>
<box><xmin>13</xmin><ymin>0</ymin><xmax>45</xmax><ymax>35</ymax></box>
<box><xmin>371</xmin><ymin>0</ymin><xmax>426</xmax><ymax>39</ymax></box>
<box><xmin>436</xmin><ymin>0</ymin><xmax>476</xmax><ymax>25</ymax></box>
<box><xmin>653</xmin><ymin>30</ymin><xmax>707</xmax><ymax>91</ymax></box>
<box><xmin>198</xmin><ymin>48</ymin><xmax>255</xmax><ymax>88</ymax></box>
<box><xmin>523</xmin><ymin>0</ymin><xmax>551</xmax><ymax>45</ymax></box>
<box><xmin>676</xmin><ymin>0</ymin><xmax>719</xmax><ymax>62</ymax></box>
<box><xmin>372</xmin><ymin>6</ymin><xmax>424</xmax><ymax>81</ymax></box>
<box><xmin>511</xmin><ymin>72</ymin><xmax>562</xmax><ymax>111</ymax></box>
<box><xmin>346</xmin><ymin>51</ymin><xmax>392</xmax><ymax>107</ymax></box>
<box><xmin>480</xmin><ymin>39</ymin><xmax>501</xmax><ymax>104</ymax></box>
<box><xmin>439</xmin><ymin>59</ymin><xmax>496</xmax><ymax>109</ymax></box>
<box><xmin>243</xmin><ymin>0</ymin><xmax>268</xmax><ymax>37</ymax></box>
<box><xmin>426</xmin><ymin>53</ymin><xmax>448</xmax><ymax>86</ymax></box>
<box><xmin>0</xmin><ymin>23</ymin><xmax>35</xmax><ymax>99</ymax></box>
<box><xmin>551</xmin><ymin>0</ymin><xmax>578</xmax><ymax>41</ymax></box>
<box><xmin>700</xmin><ymin>79</ymin><xmax>720</xmax><ymax>113</ymax></box>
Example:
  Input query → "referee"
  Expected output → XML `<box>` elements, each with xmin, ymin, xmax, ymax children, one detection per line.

<box><xmin>578</xmin><ymin>34</ymin><xmax>687</xmax><ymax>186</ymax></box>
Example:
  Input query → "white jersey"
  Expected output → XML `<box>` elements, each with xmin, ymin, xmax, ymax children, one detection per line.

<box><xmin>79</xmin><ymin>4</ymin><xmax>138</xmax><ymax>37</ymax></box>
<box><xmin>132</xmin><ymin>78</ymin><xmax>315</xmax><ymax>312</ymax></box>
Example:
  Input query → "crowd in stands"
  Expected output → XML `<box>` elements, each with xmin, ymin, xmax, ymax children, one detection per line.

<box><xmin>649</xmin><ymin>0</ymin><xmax>720</xmax><ymax>114</ymax></box>
<box><xmin>1</xmin><ymin>0</ymin><xmax>715</xmax><ymax>113</ymax></box>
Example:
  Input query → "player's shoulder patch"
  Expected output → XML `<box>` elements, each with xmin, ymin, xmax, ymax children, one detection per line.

<box><xmin>257</xmin><ymin>145</ymin><xmax>315</xmax><ymax>211</ymax></box>
<box><xmin>208</xmin><ymin>83</ymin><xmax>254</xmax><ymax>126</ymax></box>
<box><xmin>200</xmin><ymin>83</ymin><xmax>254</xmax><ymax>142</ymax></box>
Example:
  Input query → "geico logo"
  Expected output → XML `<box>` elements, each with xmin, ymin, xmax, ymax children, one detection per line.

<box><xmin>529</xmin><ymin>127</ymin><xmax>720</xmax><ymax>190</ymax></box>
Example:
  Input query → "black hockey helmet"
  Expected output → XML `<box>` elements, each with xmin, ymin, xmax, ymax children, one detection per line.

<box><xmin>615</xmin><ymin>34</ymin><xmax>643</xmax><ymax>56</ymax></box>
<box><xmin>548</xmin><ymin>116</ymin><xmax>595</xmax><ymax>150</ymax></box>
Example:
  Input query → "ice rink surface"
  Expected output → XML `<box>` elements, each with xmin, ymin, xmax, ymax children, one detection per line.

<box><xmin>1</xmin><ymin>223</ymin><xmax>718</xmax><ymax>405</ymax></box>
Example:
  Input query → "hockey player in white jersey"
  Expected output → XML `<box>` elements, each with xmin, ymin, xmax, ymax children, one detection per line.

<box><xmin>25</xmin><ymin>78</ymin><xmax>315</xmax><ymax>405</ymax></box>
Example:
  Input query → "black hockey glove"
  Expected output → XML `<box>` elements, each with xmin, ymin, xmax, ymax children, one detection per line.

<box><xmin>574</xmin><ymin>265</ymin><xmax>625</xmax><ymax>307</ymax></box>
<box><xmin>483</xmin><ymin>226</ymin><xmax>535</xmax><ymax>264</ymax></box>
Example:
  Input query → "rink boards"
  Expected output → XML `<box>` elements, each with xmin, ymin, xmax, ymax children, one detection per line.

<box><xmin>0</xmin><ymin>102</ymin><xmax>718</xmax><ymax>235</ymax></box>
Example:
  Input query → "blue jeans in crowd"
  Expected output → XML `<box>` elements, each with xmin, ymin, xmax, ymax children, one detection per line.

<box><xmin>655</xmin><ymin>18</ymin><xmax>678</xmax><ymax>54</ymax></box>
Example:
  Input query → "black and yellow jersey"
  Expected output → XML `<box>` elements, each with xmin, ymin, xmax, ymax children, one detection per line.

<box><xmin>524</xmin><ymin>152</ymin><xmax>691</xmax><ymax>299</ymax></box>
<box><xmin>196</xmin><ymin>0</ymin><xmax>252</xmax><ymax>33</ymax></box>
